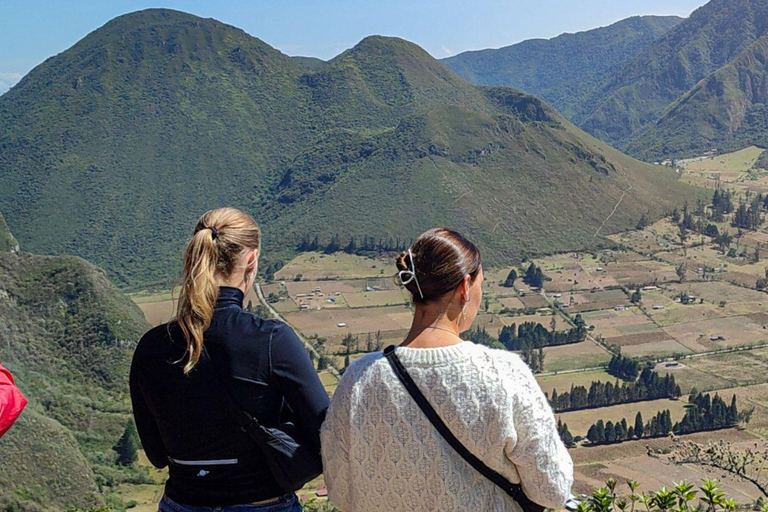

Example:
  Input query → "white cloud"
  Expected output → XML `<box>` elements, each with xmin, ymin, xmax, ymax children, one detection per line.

<box><xmin>441</xmin><ymin>46</ymin><xmax>453</xmax><ymax>57</ymax></box>
<box><xmin>0</xmin><ymin>72</ymin><xmax>23</xmax><ymax>94</ymax></box>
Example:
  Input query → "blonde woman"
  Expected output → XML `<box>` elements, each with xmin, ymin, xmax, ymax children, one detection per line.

<box><xmin>321</xmin><ymin>228</ymin><xmax>573</xmax><ymax>511</ymax></box>
<box><xmin>130</xmin><ymin>208</ymin><xmax>329</xmax><ymax>512</ymax></box>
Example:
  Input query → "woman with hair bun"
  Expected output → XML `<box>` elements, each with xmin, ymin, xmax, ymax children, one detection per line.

<box><xmin>321</xmin><ymin>228</ymin><xmax>573</xmax><ymax>511</ymax></box>
<box><xmin>130</xmin><ymin>207</ymin><xmax>329</xmax><ymax>512</ymax></box>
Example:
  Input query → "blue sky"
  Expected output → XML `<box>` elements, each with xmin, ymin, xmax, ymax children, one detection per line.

<box><xmin>0</xmin><ymin>0</ymin><xmax>707</xmax><ymax>93</ymax></box>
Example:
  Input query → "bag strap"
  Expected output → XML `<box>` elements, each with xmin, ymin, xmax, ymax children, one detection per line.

<box><xmin>383</xmin><ymin>345</ymin><xmax>545</xmax><ymax>512</ymax></box>
<box><xmin>202</xmin><ymin>347</ymin><xmax>264</xmax><ymax>438</ymax></box>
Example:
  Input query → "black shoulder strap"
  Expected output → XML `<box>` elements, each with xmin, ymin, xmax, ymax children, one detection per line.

<box><xmin>383</xmin><ymin>345</ymin><xmax>545</xmax><ymax>512</ymax></box>
<box><xmin>202</xmin><ymin>347</ymin><xmax>263</xmax><ymax>436</ymax></box>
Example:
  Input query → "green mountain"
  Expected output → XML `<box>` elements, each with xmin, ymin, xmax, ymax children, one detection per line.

<box><xmin>575</xmin><ymin>0</ymin><xmax>768</xmax><ymax>148</ymax></box>
<box><xmin>0</xmin><ymin>211</ymin><xmax>18</xmax><ymax>252</ymax></box>
<box><xmin>627</xmin><ymin>35</ymin><xmax>768</xmax><ymax>159</ymax></box>
<box><xmin>442</xmin><ymin>16</ymin><xmax>682</xmax><ymax>117</ymax></box>
<box><xmin>0</xmin><ymin>9</ymin><xmax>702</xmax><ymax>287</ymax></box>
<box><xmin>0</xmin><ymin>251</ymin><xmax>148</xmax><ymax>510</ymax></box>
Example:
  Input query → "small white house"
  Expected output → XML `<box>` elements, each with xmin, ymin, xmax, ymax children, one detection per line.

<box><xmin>337</xmin><ymin>322</ymin><xmax>347</xmax><ymax>328</ymax></box>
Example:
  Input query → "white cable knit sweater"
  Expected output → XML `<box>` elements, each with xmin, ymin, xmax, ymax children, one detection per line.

<box><xmin>320</xmin><ymin>342</ymin><xmax>573</xmax><ymax>512</ymax></box>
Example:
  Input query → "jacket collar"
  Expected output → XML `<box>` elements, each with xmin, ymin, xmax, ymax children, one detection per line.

<box><xmin>216</xmin><ymin>286</ymin><xmax>245</xmax><ymax>309</ymax></box>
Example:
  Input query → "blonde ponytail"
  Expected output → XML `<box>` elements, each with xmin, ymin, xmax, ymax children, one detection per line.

<box><xmin>176</xmin><ymin>208</ymin><xmax>261</xmax><ymax>373</ymax></box>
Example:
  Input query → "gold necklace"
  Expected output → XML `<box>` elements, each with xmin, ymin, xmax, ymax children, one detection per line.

<box><xmin>425</xmin><ymin>324</ymin><xmax>461</xmax><ymax>337</ymax></box>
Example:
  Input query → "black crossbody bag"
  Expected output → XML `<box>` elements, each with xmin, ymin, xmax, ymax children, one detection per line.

<box><xmin>206</xmin><ymin>348</ymin><xmax>323</xmax><ymax>493</ymax></box>
<box><xmin>383</xmin><ymin>345</ymin><xmax>546</xmax><ymax>512</ymax></box>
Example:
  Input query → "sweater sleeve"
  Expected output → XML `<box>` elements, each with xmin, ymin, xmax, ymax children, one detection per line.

<box><xmin>269</xmin><ymin>322</ymin><xmax>330</xmax><ymax>454</ymax></box>
<box><xmin>320</xmin><ymin>361</ymin><xmax>355</xmax><ymax>511</ymax></box>
<box><xmin>503</xmin><ymin>355</ymin><xmax>573</xmax><ymax>508</ymax></box>
<box><xmin>129</xmin><ymin>350</ymin><xmax>168</xmax><ymax>468</ymax></box>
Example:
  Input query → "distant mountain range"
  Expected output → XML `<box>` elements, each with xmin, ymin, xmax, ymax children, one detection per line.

<box><xmin>0</xmin><ymin>239</ymin><xmax>148</xmax><ymax>510</ymax></box>
<box><xmin>0</xmin><ymin>9</ymin><xmax>699</xmax><ymax>287</ymax></box>
<box><xmin>442</xmin><ymin>15</ymin><xmax>683</xmax><ymax>119</ymax></box>
<box><xmin>447</xmin><ymin>0</ymin><xmax>768</xmax><ymax>160</ymax></box>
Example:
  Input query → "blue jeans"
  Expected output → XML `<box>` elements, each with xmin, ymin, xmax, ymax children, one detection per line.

<box><xmin>158</xmin><ymin>494</ymin><xmax>302</xmax><ymax>512</ymax></box>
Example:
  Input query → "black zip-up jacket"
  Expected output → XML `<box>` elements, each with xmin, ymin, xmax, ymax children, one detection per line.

<box><xmin>130</xmin><ymin>287</ymin><xmax>330</xmax><ymax>506</ymax></box>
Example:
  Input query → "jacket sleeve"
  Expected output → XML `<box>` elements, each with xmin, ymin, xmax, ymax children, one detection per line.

<box><xmin>129</xmin><ymin>351</ymin><xmax>168</xmax><ymax>468</ymax></box>
<box><xmin>503</xmin><ymin>355</ymin><xmax>573</xmax><ymax>508</ymax></box>
<box><xmin>269</xmin><ymin>322</ymin><xmax>331</xmax><ymax>453</ymax></box>
<box><xmin>0</xmin><ymin>363</ymin><xmax>28</xmax><ymax>438</ymax></box>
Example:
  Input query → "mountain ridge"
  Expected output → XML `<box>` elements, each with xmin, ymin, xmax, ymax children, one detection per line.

<box><xmin>627</xmin><ymin>34</ymin><xmax>768</xmax><ymax>159</ymax></box>
<box><xmin>442</xmin><ymin>15</ymin><xmax>683</xmax><ymax>117</ymax></box>
<box><xmin>575</xmin><ymin>0</ymin><xmax>768</xmax><ymax>148</ymax></box>
<box><xmin>0</xmin><ymin>8</ymin><xmax>702</xmax><ymax>287</ymax></box>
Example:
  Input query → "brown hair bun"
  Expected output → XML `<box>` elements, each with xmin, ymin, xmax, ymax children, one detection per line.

<box><xmin>396</xmin><ymin>228</ymin><xmax>481</xmax><ymax>303</ymax></box>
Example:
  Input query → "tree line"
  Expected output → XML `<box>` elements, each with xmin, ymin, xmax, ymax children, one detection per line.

<box><xmin>547</xmin><ymin>366</ymin><xmax>681</xmax><ymax>412</ymax></box>
<box><xmin>584</xmin><ymin>392</ymin><xmax>741</xmax><ymax>446</ymax></box>
<box><xmin>499</xmin><ymin>319</ymin><xmax>586</xmax><ymax>351</ymax></box>
<box><xmin>462</xmin><ymin>318</ymin><xmax>586</xmax><ymax>373</ymax></box>
<box><xmin>297</xmin><ymin>233</ymin><xmax>410</xmax><ymax>256</ymax></box>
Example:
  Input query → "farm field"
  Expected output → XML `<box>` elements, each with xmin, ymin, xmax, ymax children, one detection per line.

<box><xmin>542</xmin><ymin>341</ymin><xmax>612</xmax><ymax>373</ymax></box>
<box><xmin>275</xmin><ymin>252</ymin><xmax>390</xmax><ymax>281</ymax></box>
<box><xmin>536</xmin><ymin>369</ymin><xmax>614</xmax><ymax>396</ymax></box>
<box><xmin>284</xmin><ymin>305</ymin><xmax>413</xmax><ymax>338</ymax></box>
<box><xmin>685</xmin><ymin>348</ymin><xmax>768</xmax><ymax>388</ymax></box>
<box><xmin>680</xmin><ymin>146</ymin><xmax>765</xmax><ymax>174</ymax></box>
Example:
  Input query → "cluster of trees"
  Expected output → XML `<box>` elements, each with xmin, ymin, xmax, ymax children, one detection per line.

<box><xmin>557</xmin><ymin>419</ymin><xmax>575</xmax><ymax>448</ymax></box>
<box><xmin>710</xmin><ymin>189</ymin><xmax>734</xmax><ymax>222</ymax></box>
<box><xmin>297</xmin><ymin>234</ymin><xmax>410</xmax><ymax>256</ymax></box>
<box><xmin>675</xmin><ymin>392</ymin><xmax>741</xmax><ymax>435</ymax></box>
<box><xmin>547</xmin><ymin>367</ymin><xmax>681</xmax><ymax>412</ymax></box>
<box><xmin>732</xmin><ymin>197</ymin><xmax>765</xmax><ymax>230</ymax></box>
<box><xmin>710</xmin><ymin>189</ymin><xmax>765</xmax><ymax>230</ymax></box>
<box><xmin>499</xmin><ymin>320</ymin><xmax>586</xmax><ymax>351</ymax></box>
<box><xmin>585</xmin><ymin>392</ymin><xmax>741</xmax><ymax>446</ymax></box>
<box><xmin>113</xmin><ymin>420</ymin><xmax>139</xmax><ymax>466</ymax></box>
<box><xmin>607</xmin><ymin>354</ymin><xmax>641</xmax><ymax>380</ymax></box>
<box><xmin>522</xmin><ymin>262</ymin><xmax>545</xmax><ymax>289</ymax></box>
<box><xmin>464</xmin><ymin>316</ymin><xmax>588</xmax><ymax>373</ymax></box>
<box><xmin>502</xmin><ymin>268</ymin><xmax>518</xmax><ymax>288</ymax></box>
<box><xmin>461</xmin><ymin>325</ymin><xmax>505</xmax><ymax>350</ymax></box>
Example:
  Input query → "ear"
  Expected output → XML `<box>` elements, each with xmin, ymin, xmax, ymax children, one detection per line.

<box><xmin>461</xmin><ymin>275</ymin><xmax>471</xmax><ymax>302</ymax></box>
<box><xmin>245</xmin><ymin>248</ymin><xmax>259</xmax><ymax>272</ymax></box>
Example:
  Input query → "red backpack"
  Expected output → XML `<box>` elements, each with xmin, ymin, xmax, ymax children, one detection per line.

<box><xmin>0</xmin><ymin>363</ymin><xmax>27</xmax><ymax>437</ymax></box>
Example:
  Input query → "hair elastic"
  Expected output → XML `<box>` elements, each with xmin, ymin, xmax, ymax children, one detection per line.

<box><xmin>397</xmin><ymin>248</ymin><xmax>424</xmax><ymax>299</ymax></box>
<box><xmin>209</xmin><ymin>226</ymin><xmax>218</xmax><ymax>240</ymax></box>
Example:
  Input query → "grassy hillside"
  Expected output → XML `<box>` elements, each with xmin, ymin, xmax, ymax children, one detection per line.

<box><xmin>0</xmin><ymin>9</ymin><xmax>702</xmax><ymax>287</ymax></box>
<box><xmin>0</xmin><ymin>211</ymin><xmax>18</xmax><ymax>253</ymax></box>
<box><xmin>627</xmin><ymin>35</ymin><xmax>768</xmax><ymax>159</ymax></box>
<box><xmin>575</xmin><ymin>0</ymin><xmax>768</xmax><ymax>148</ymax></box>
<box><xmin>264</xmin><ymin>91</ymin><xmax>704</xmax><ymax>266</ymax></box>
<box><xmin>0</xmin><ymin>252</ymin><xmax>149</xmax><ymax>511</ymax></box>
<box><xmin>442</xmin><ymin>16</ymin><xmax>682</xmax><ymax>117</ymax></box>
